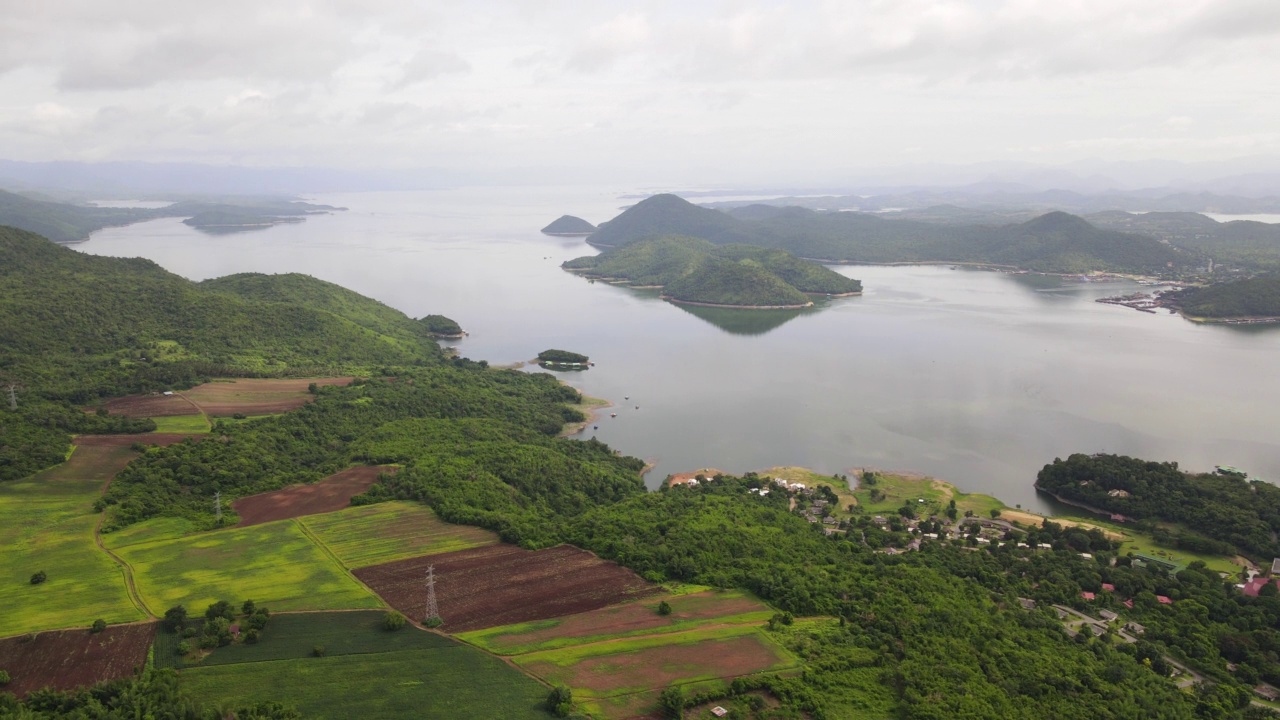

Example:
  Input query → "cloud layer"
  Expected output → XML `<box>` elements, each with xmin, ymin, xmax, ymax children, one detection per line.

<box><xmin>2</xmin><ymin>1</ymin><xmax>1278</xmax><ymax>184</ymax></box>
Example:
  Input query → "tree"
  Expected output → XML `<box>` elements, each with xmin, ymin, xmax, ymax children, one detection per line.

<box><xmin>312</xmin><ymin>645</ymin><xmax>326</xmax><ymax>657</ymax></box>
<box><xmin>242</xmin><ymin>599</ymin><xmax>256</xmax><ymax>616</ymax></box>
<box><xmin>0</xmin><ymin>669</ymin><xmax>9</xmax><ymax>686</ymax></box>
<box><xmin>657</xmin><ymin>600</ymin><xmax>673</xmax><ymax>616</ymax></box>
<box><xmin>545</xmin><ymin>685</ymin><xmax>572</xmax><ymax>717</ymax></box>
<box><xmin>175</xmin><ymin>641</ymin><xmax>191</xmax><ymax>656</ymax></box>
<box><xmin>989</xmin><ymin>508</ymin><xmax>1002</xmax><ymax>519</ymax></box>
<box><xmin>658</xmin><ymin>685</ymin><xmax>686</xmax><ymax>719</ymax></box>
<box><xmin>383</xmin><ymin>611</ymin><xmax>406</xmax><ymax>631</ymax></box>
<box><xmin>29</xmin><ymin>570</ymin><xmax>46</xmax><ymax>585</ymax></box>
<box><xmin>90</xmin><ymin>619</ymin><xmax>106</xmax><ymax>633</ymax></box>
<box><xmin>205</xmin><ymin>600</ymin><xmax>234</xmax><ymax>621</ymax></box>
<box><xmin>244</xmin><ymin>629</ymin><xmax>260</xmax><ymax>644</ymax></box>
<box><xmin>161</xmin><ymin>605</ymin><xmax>187</xmax><ymax>632</ymax></box>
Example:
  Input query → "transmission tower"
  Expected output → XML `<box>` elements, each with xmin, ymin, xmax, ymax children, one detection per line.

<box><xmin>214</xmin><ymin>491</ymin><xmax>222</xmax><ymax>523</ymax></box>
<box><xmin>424</xmin><ymin>564</ymin><xmax>440</xmax><ymax>624</ymax></box>
<box><xmin>6</xmin><ymin>384</ymin><xmax>17</xmax><ymax>412</ymax></box>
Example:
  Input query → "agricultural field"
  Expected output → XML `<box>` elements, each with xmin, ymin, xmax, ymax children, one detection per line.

<box><xmin>232</xmin><ymin>466</ymin><xmax>395</xmax><ymax>527</ymax></box>
<box><xmin>72</xmin><ymin>433</ymin><xmax>198</xmax><ymax>448</ymax></box>
<box><xmin>0</xmin><ymin>444</ymin><xmax>146</xmax><ymax>637</ymax></box>
<box><xmin>113</xmin><ymin>519</ymin><xmax>383</xmax><ymax>614</ymax></box>
<box><xmin>180</xmin><ymin>641</ymin><xmax>551</xmax><ymax>719</ymax></box>
<box><xmin>101</xmin><ymin>377</ymin><xmax>352</xmax><ymax>419</ymax></box>
<box><xmin>354</xmin><ymin>544</ymin><xmax>657</xmax><ymax>632</ymax></box>
<box><xmin>514</xmin><ymin>626</ymin><xmax>798</xmax><ymax>719</ymax></box>
<box><xmin>460</xmin><ymin>589</ymin><xmax>773</xmax><ymax>655</ymax></box>
<box><xmin>0</xmin><ymin>622</ymin><xmax>156</xmax><ymax>698</ymax></box>
<box><xmin>301</xmin><ymin>501</ymin><xmax>497</xmax><ymax>569</ymax></box>
<box><xmin>149</xmin><ymin>414</ymin><xmax>211</xmax><ymax>434</ymax></box>
<box><xmin>102</xmin><ymin>393</ymin><xmax>199</xmax><ymax>417</ymax></box>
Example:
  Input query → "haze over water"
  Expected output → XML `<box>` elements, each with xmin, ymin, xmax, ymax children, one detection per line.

<box><xmin>75</xmin><ymin>187</ymin><xmax>1280</xmax><ymax>513</ymax></box>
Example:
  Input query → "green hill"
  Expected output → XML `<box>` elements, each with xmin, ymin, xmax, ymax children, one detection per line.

<box><xmin>540</xmin><ymin>215</ymin><xmax>596</xmax><ymax>235</ymax></box>
<box><xmin>564</xmin><ymin>235</ymin><xmax>859</xmax><ymax>307</ymax></box>
<box><xmin>0</xmin><ymin>227</ymin><xmax>444</xmax><ymax>400</ymax></box>
<box><xmin>0</xmin><ymin>189</ymin><xmax>157</xmax><ymax>243</ymax></box>
<box><xmin>590</xmin><ymin>195</ymin><xmax>1189</xmax><ymax>274</ymax></box>
<box><xmin>1163</xmin><ymin>274</ymin><xmax>1280</xmax><ymax>319</ymax></box>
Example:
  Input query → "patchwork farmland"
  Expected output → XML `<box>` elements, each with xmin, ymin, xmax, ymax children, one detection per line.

<box><xmin>354</xmin><ymin>544</ymin><xmax>659</xmax><ymax>632</ymax></box>
<box><xmin>232</xmin><ymin>466</ymin><xmax>397</xmax><ymax>527</ymax></box>
<box><xmin>300</xmin><ymin>501</ymin><xmax>498</xmax><ymax>568</ymax></box>
<box><xmin>0</xmin><ymin>622</ymin><xmax>156</xmax><ymax>698</ymax></box>
<box><xmin>103</xmin><ymin>377</ymin><xmax>353</xmax><ymax>418</ymax></box>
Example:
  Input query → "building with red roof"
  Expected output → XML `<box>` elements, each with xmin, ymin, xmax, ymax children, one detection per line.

<box><xmin>1080</xmin><ymin>591</ymin><xmax>1096</xmax><ymax>601</ymax></box>
<box><xmin>1101</xmin><ymin>583</ymin><xmax>1115</xmax><ymax>592</ymax></box>
<box><xmin>1242</xmin><ymin>577</ymin><xmax>1280</xmax><ymax>597</ymax></box>
<box><xmin>1156</xmin><ymin>595</ymin><xmax>1173</xmax><ymax>605</ymax></box>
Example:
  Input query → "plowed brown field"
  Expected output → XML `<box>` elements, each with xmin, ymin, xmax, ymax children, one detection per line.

<box><xmin>102</xmin><ymin>377</ymin><xmax>353</xmax><ymax>418</ymax></box>
<box><xmin>73</xmin><ymin>434</ymin><xmax>198</xmax><ymax>448</ymax></box>
<box><xmin>232</xmin><ymin>466</ymin><xmax>395</xmax><ymax>527</ymax></box>
<box><xmin>0</xmin><ymin>623</ymin><xmax>156</xmax><ymax>697</ymax></box>
<box><xmin>355</xmin><ymin>545</ymin><xmax>658</xmax><ymax>632</ymax></box>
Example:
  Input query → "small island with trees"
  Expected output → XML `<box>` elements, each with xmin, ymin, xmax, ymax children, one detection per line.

<box><xmin>563</xmin><ymin>235</ymin><xmax>861</xmax><ymax>309</ymax></box>
<box><xmin>536</xmin><ymin>349</ymin><xmax>590</xmax><ymax>369</ymax></box>
<box><xmin>540</xmin><ymin>215</ymin><xmax>597</xmax><ymax>236</ymax></box>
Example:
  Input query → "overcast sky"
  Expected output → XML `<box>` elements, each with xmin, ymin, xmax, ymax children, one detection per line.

<box><xmin>2</xmin><ymin>0</ymin><xmax>1279</xmax><ymax>186</ymax></box>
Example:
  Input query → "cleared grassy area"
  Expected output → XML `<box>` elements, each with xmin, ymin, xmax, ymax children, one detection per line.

<box><xmin>149</xmin><ymin>414</ymin><xmax>210</xmax><ymax>434</ymax></box>
<box><xmin>300</xmin><ymin>501</ymin><xmax>497</xmax><ymax>569</ymax></box>
<box><xmin>117</xmin><ymin>519</ymin><xmax>383</xmax><ymax>613</ymax></box>
<box><xmin>0</xmin><ymin>446</ymin><xmax>146</xmax><ymax>637</ymax></box>
<box><xmin>155</xmin><ymin>611</ymin><xmax>447</xmax><ymax>669</ymax></box>
<box><xmin>853</xmin><ymin>469</ymin><xmax>1004</xmax><ymax>519</ymax></box>
<box><xmin>460</xmin><ymin>590</ymin><xmax>773</xmax><ymax>656</ymax></box>
<box><xmin>101</xmin><ymin>517</ymin><xmax>197</xmax><ymax>550</ymax></box>
<box><xmin>180</xmin><ymin>643</ymin><xmax>552</xmax><ymax>719</ymax></box>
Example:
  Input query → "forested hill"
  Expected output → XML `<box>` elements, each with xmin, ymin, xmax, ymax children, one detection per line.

<box><xmin>0</xmin><ymin>188</ymin><xmax>157</xmax><ymax>243</ymax></box>
<box><xmin>0</xmin><ymin>226</ymin><xmax>449</xmax><ymax>400</ymax></box>
<box><xmin>587</xmin><ymin>194</ymin><xmax>1190</xmax><ymax>274</ymax></box>
<box><xmin>1163</xmin><ymin>274</ymin><xmax>1280</xmax><ymax>319</ymax></box>
<box><xmin>563</xmin><ymin>235</ymin><xmax>861</xmax><ymax>307</ymax></box>
<box><xmin>1037</xmin><ymin>453</ymin><xmax>1280</xmax><ymax>558</ymax></box>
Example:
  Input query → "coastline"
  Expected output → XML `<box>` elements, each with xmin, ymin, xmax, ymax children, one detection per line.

<box><xmin>558</xmin><ymin>392</ymin><xmax>612</xmax><ymax>437</ymax></box>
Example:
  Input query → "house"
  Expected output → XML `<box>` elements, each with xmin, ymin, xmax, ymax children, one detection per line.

<box><xmin>1125</xmin><ymin>621</ymin><xmax>1146</xmax><ymax>635</ymax></box>
<box><xmin>1037</xmin><ymin>543</ymin><xmax>1052</xmax><ymax>549</ymax></box>
<box><xmin>1080</xmin><ymin>591</ymin><xmax>1096</xmax><ymax>601</ymax></box>
<box><xmin>822</xmin><ymin>517</ymin><xmax>838</xmax><ymax>525</ymax></box>
<box><xmin>773</xmin><ymin>478</ymin><xmax>788</xmax><ymax>487</ymax></box>
<box><xmin>1079</xmin><ymin>553</ymin><xmax>1093</xmax><ymax>560</ymax></box>
<box><xmin>1271</xmin><ymin>557</ymin><xmax>1280</xmax><ymax>576</ymax></box>
<box><xmin>1017</xmin><ymin>597</ymin><xmax>1036</xmax><ymax>611</ymax></box>
<box><xmin>1254</xmin><ymin>685</ymin><xmax>1280</xmax><ymax>702</ymax></box>
<box><xmin>711</xmin><ymin>708</ymin><xmax>729</xmax><ymax>718</ymax></box>
<box><xmin>1099</xmin><ymin>610</ymin><xmax>1119</xmax><ymax>622</ymax></box>
<box><xmin>1123</xmin><ymin>599</ymin><xmax>1134</xmax><ymax>609</ymax></box>
<box><xmin>1110</xmin><ymin>514</ymin><xmax>1127</xmax><ymax>522</ymax></box>
<box><xmin>1054</xmin><ymin>608</ymin><xmax>1068</xmax><ymax>619</ymax></box>
<box><xmin>1089</xmin><ymin>624</ymin><xmax>1107</xmax><ymax>637</ymax></box>
<box><xmin>1156</xmin><ymin>595</ymin><xmax>1173</xmax><ymax>605</ymax></box>
<box><xmin>1101</xmin><ymin>583</ymin><xmax>1115</xmax><ymax>592</ymax></box>
<box><xmin>1241</xmin><ymin>577</ymin><xmax>1280</xmax><ymax>597</ymax></box>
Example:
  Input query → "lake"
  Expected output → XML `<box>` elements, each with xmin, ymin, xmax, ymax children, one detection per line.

<box><xmin>74</xmin><ymin>187</ymin><xmax>1280</xmax><ymax>512</ymax></box>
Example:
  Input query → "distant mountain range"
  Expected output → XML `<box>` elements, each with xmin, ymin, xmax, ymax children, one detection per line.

<box><xmin>587</xmin><ymin>194</ymin><xmax>1189</xmax><ymax>275</ymax></box>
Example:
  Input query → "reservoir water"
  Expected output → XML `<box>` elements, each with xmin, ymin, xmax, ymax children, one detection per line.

<box><xmin>73</xmin><ymin>187</ymin><xmax>1280</xmax><ymax>512</ymax></box>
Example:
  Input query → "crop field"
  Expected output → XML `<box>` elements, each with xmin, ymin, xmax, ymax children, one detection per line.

<box><xmin>232</xmin><ymin>466</ymin><xmax>395</xmax><ymax>527</ymax></box>
<box><xmin>115</xmin><ymin>519</ymin><xmax>383</xmax><ymax>613</ymax></box>
<box><xmin>514</xmin><ymin>626</ymin><xmax>797</xmax><ymax>713</ymax></box>
<box><xmin>301</xmin><ymin>501</ymin><xmax>497</xmax><ymax>569</ymax></box>
<box><xmin>155</xmin><ymin>611</ymin><xmax>450</xmax><ymax>669</ymax></box>
<box><xmin>0</xmin><ymin>445</ymin><xmax>146</xmax><ymax>637</ymax></box>
<box><xmin>354</xmin><ymin>544</ymin><xmax>657</xmax><ymax>632</ymax></box>
<box><xmin>0</xmin><ymin>622</ymin><xmax>156</xmax><ymax>697</ymax></box>
<box><xmin>102</xmin><ymin>377</ymin><xmax>353</xmax><ymax>418</ymax></box>
<box><xmin>149</xmin><ymin>414</ymin><xmax>211</xmax><ymax>433</ymax></box>
<box><xmin>180</xmin><ymin>642</ymin><xmax>551</xmax><ymax>719</ymax></box>
<box><xmin>73</xmin><ymin>433</ymin><xmax>199</xmax><ymax>447</ymax></box>
<box><xmin>102</xmin><ymin>393</ymin><xmax>199</xmax><ymax>417</ymax></box>
<box><xmin>460</xmin><ymin>589</ymin><xmax>773</xmax><ymax>655</ymax></box>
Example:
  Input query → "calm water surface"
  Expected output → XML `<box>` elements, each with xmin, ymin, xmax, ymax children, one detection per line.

<box><xmin>75</xmin><ymin>188</ymin><xmax>1280</xmax><ymax>512</ymax></box>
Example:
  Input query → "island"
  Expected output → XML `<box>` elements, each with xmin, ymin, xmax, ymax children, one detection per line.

<box><xmin>563</xmin><ymin>235</ymin><xmax>861</xmax><ymax>309</ymax></box>
<box><xmin>182</xmin><ymin>208</ymin><xmax>306</xmax><ymax>233</ymax></box>
<box><xmin>540</xmin><ymin>215</ymin><xmax>596</xmax><ymax>236</ymax></box>
<box><xmin>537</xmin><ymin>348</ymin><xmax>590</xmax><ymax>368</ymax></box>
<box><xmin>418</xmin><ymin>314</ymin><xmax>465</xmax><ymax>338</ymax></box>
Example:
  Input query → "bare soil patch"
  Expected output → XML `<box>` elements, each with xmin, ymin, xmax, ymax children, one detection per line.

<box><xmin>999</xmin><ymin>509</ymin><xmax>1125</xmax><ymax>540</ymax></box>
<box><xmin>0</xmin><ymin>623</ymin><xmax>156</xmax><ymax>698</ymax></box>
<box><xmin>232</xmin><ymin>466</ymin><xmax>396</xmax><ymax>527</ymax></box>
<box><xmin>101</xmin><ymin>393</ymin><xmax>198</xmax><ymax>417</ymax></box>
<box><xmin>356</xmin><ymin>544</ymin><xmax>658</xmax><ymax>633</ymax></box>
<box><xmin>496</xmin><ymin>592</ymin><xmax>766</xmax><ymax>649</ymax></box>
<box><xmin>531</xmin><ymin>634</ymin><xmax>782</xmax><ymax>694</ymax></box>
<box><xmin>185</xmin><ymin>377</ymin><xmax>353</xmax><ymax>416</ymax></box>
<box><xmin>73</xmin><ymin>434</ymin><xmax>199</xmax><ymax>448</ymax></box>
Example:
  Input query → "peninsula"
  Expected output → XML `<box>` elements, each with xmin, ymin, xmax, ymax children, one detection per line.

<box><xmin>563</xmin><ymin>235</ymin><xmax>861</xmax><ymax>309</ymax></box>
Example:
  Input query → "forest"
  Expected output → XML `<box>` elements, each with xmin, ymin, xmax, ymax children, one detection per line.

<box><xmin>1164</xmin><ymin>275</ymin><xmax>1280</xmax><ymax>318</ymax></box>
<box><xmin>1036</xmin><ymin>453</ymin><xmax>1280</xmax><ymax>559</ymax></box>
<box><xmin>584</xmin><ymin>194</ymin><xmax>1191</xmax><ymax>275</ymax></box>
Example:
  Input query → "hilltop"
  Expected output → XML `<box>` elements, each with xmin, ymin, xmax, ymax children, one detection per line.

<box><xmin>540</xmin><ymin>215</ymin><xmax>596</xmax><ymax>236</ymax></box>
<box><xmin>563</xmin><ymin>235</ymin><xmax>861</xmax><ymax>308</ymax></box>
<box><xmin>586</xmin><ymin>194</ymin><xmax>1189</xmax><ymax>275</ymax></box>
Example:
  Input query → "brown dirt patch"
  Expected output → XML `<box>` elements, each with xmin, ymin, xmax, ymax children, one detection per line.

<box><xmin>493</xmin><ymin>592</ymin><xmax>767</xmax><ymax>649</ymax></box>
<box><xmin>0</xmin><ymin>623</ymin><xmax>156</xmax><ymax>698</ymax></box>
<box><xmin>667</xmin><ymin>469</ymin><xmax>726</xmax><ymax>487</ymax></box>
<box><xmin>355</xmin><ymin>544</ymin><xmax>658</xmax><ymax>633</ymax></box>
<box><xmin>530</xmin><ymin>634</ymin><xmax>782</xmax><ymax>694</ymax></box>
<box><xmin>101</xmin><ymin>393</ymin><xmax>198</xmax><ymax>417</ymax></box>
<box><xmin>73</xmin><ymin>434</ymin><xmax>199</xmax><ymax>448</ymax></box>
<box><xmin>999</xmin><ymin>509</ymin><xmax>1125</xmax><ymax>540</ymax></box>
<box><xmin>232</xmin><ymin>466</ymin><xmax>395</xmax><ymax>527</ymax></box>
<box><xmin>99</xmin><ymin>377</ymin><xmax>353</xmax><ymax>418</ymax></box>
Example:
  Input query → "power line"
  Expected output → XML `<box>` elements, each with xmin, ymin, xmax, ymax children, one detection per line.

<box><xmin>424</xmin><ymin>564</ymin><xmax>440</xmax><ymax>625</ymax></box>
<box><xmin>214</xmin><ymin>490</ymin><xmax>222</xmax><ymax>524</ymax></box>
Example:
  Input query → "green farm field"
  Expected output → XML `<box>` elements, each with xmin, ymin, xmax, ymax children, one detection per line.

<box><xmin>149</xmin><ymin>414</ymin><xmax>211</xmax><ymax>434</ymax></box>
<box><xmin>460</xmin><ymin>589</ymin><xmax>773</xmax><ymax>656</ymax></box>
<box><xmin>0</xmin><ymin>445</ymin><xmax>146</xmax><ymax>637</ymax></box>
<box><xmin>114</xmin><ymin>519</ymin><xmax>382</xmax><ymax>613</ymax></box>
<box><xmin>180</xmin><ymin>643</ymin><xmax>552</xmax><ymax>719</ymax></box>
<box><xmin>300</xmin><ymin>501</ymin><xmax>497</xmax><ymax>568</ymax></box>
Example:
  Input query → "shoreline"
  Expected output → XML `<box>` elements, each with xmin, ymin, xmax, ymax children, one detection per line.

<box><xmin>558</xmin><ymin>393</ymin><xmax>613</xmax><ymax>437</ymax></box>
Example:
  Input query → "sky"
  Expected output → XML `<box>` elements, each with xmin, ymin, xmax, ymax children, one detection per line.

<box><xmin>1</xmin><ymin>0</ymin><xmax>1279</xmax><ymax>186</ymax></box>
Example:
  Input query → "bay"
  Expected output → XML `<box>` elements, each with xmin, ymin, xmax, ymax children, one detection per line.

<box><xmin>74</xmin><ymin>187</ymin><xmax>1280</xmax><ymax>512</ymax></box>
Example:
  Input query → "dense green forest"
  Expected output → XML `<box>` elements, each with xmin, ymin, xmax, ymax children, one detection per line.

<box><xmin>1037</xmin><ymin>453</ymin><xmax>1280</xmax><ymax>558</ymax></box>
<box><xmin>586</xmin><ymin>194</ymin><xmax>1191</xmax><ymax>274</ymax></box>
<box><xmin>536</xmin><ymin>349</ymin><xmax>589</xmax><ymax>364</ymax></box>
<box><xmin>418</xmin><ymin>314</ymin><xmax>463</xmax><ymax>336</ymax></box>
<box><xmin>540</xmin><ymin>215</ymin><xmax>596</xmax><ymax>235</ymax></box>
<box><xmin>1090</xmin><ymin>212</ymin><xmax>1280</xmax><ymax>271</ymax></box>
<box><xmin>563</xmin><ymin>235</ymin><xmax>859</xmax><ymax>306</ymax></box>
<box><xmin>1163</xmin><ymin>275</ymin><xmax>1280</xmax><ymax>318</ymax></box>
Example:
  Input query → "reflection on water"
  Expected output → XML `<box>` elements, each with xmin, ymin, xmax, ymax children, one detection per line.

<box><xmin>673</xmin><ymin>303</ymin><xmax>820</xmax><ymax>335</ymax></box>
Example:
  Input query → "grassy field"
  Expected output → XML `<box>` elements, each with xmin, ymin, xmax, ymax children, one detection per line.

<box><xmin>460</xmin><ymin>589</ymin><xmax>774</xmax><ymax>656</ymax></box>
<box><xmin>300</xmin><ymin>501</ymin><xmax>497</xmax><ymax>569</ymax></box>
<box><xmin>180</xmin><ymin>643</ymin><xmax>552</xmax><ymax>719</ymax></box>
<box><xmin>149</xmin><ymin>414</ymin><xmax>210</xmax><ymax>433</ymax></box>
<box><xmin>0</xmin><ymin>446</ymin><xmax>146</xmax><ymax>637</ymax></box>
<box><xmin>853</xmin><ymin>469</ymin><xmax>1004</xmax><ymax>519</ymax></box>
<box><xmin>762</xmin><ymin>466</ymin><xmax>858</xmax><ymax>517</ymax></box>
<box><xmin>115</xmin><ymin>519</ymin><xmax>383</xmax><ymax>613</ymax></box>
<box><xmin>155</xmin><ymin>611</ymin><xmax>446</xmax><ymax>669</ymax></box>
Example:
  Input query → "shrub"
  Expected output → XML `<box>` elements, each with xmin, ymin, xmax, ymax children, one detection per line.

<box><xmin>241</xmin><ymin>599</ymin><xmax>256</xmax><ymax>616</ymax></box>
<box><xmin>312</xmin><ymin>645</ymin><xmax>326</xmax><ymax>657</ymax></box>
<box><xmin>383</xmin><ymin>611</ymin><xmax>406</xmax><ymax>631</ymax></box>
<box><xmin>90</xmin><ymin>619</ymin><xmax>106</xmax><ymax>633</ymax></box>
<box><xmin>161</xmin><ymin>605</ymin><xmax>187</xmax><ymax>633</ymax></box>
<box><xmin>657</xmin><ymin>600</ymin><xmax>673</xmax><ymax>616</ymax></box>
<box><xmin>244</xmin><ymin>629</ymin><xmax>260</xmax><ymax>644</ymax></box>
<box><xmin>545</xmin><ymin>685</ymin><xmax>572</xmax><ymax>716</ymax></box>
<box><xmin>658</xmin><ymin>685</ymin><xmax>685</xmax><ymax>718</ymax></box>
<box><xmin>29</xmin><ymin>571</ymin><xmax>46</xmax><ymax>585</ymax></box>
<box><xmin>423</xmin><ymin>616</ymin><xmax>443</xmax><ymax>628</ymax></box>
<box><xmin>205</xmin><ymin>600</ymin><xmax>234</xmax><ymax>621</ymax></box>
<box><xmin>0</xmin><ymin>669</ymin><xmax>10</xmax><ymax>686</ymax></box>
<box><xmin>175</xmin><ymin>641</ymin><xmax>191</xmax><ymax>656</ymax></box>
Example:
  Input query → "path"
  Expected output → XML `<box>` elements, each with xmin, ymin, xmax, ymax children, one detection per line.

<box><xmin>90</xmin><ymin>445</ymin><xmax>154</xmax><ymax>619</ymax></box>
